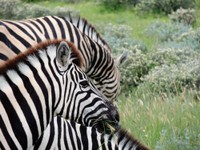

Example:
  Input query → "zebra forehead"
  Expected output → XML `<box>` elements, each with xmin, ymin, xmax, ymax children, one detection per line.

<box><xmin>0</xmin><ymin>39</ymin><xmax>83</xmax><ymax>74</ymax></box>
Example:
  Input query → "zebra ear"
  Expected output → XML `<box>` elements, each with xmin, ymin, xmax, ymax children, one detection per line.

<box><xmin>115</xmin><ymin>51</ymin><xmax>128</xmax><ymax>66</ymax></box>
<box><xmin>56</xmin><ymin>41</ymin><xmax>71</xmax><ymax>67</ymax></box>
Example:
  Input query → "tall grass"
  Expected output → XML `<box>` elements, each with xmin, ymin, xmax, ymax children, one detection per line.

<box><xmin>118</xmin><ymin>87</ymin><xmax>200</xmax><ymax>149</ymax></box>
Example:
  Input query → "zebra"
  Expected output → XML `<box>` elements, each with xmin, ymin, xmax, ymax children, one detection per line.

<box><xmin>32</xmin><ymin>116</ymin><xmax>150</xmax><ymax>150</ymax></box>
<box><xmin>0</xmin><ymin>15</ymin><xmax>127</xmax><ymax>102</ymax></box>
<box><xmin>0</xmin><ymin>39</ymin><xmax>120</xmax><ymax>150</ymax></box>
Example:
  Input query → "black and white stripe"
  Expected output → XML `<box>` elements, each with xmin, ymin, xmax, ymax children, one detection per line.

<box><xmin>0</xmin><ymin>15</ymin><xmax>127</xmax><ymax>101</ymax></box>
<box><xmin>0</xmin><ymin>40</ymin><xmax>119</xmax><ymax>149</ymax></box>
<box><xmin>32</xmin><ymin>116</ymin><xmax>150</xmax><ymax>150</ymax></box>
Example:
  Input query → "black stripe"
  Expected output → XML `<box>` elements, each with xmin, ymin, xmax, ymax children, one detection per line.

<box><xmin>57</xmin><ymin>117</ymin><xmax>62</xmax><ymax>150</ymax></box>
<box><xmin>91</xmin><ymin>127</ymin><xmax>98</xmax><ymax>150</ymax></box>
<box><xmin>79</xmin><ymin>40</ymin><xmax>89</xmax><ymax>67</ymax></box>
<box><xmin>21</xmin><ymin>22</ymin><xmax>42</xmax><ymax>43</ymax></box>
<box><xmin>53</xmin><ymin>16</ymin><xmax>66</xmax><ymax>39</ymax></box>
<box><xmin>64</xmin><ymin>21</ymin><xmax>74</xmax><ymax>42</ymax></box>
<box><xmin>1</xmin><ymin>22</ymin><xmax>31</xmax><ymax>48</ymax></box>
<box><xmin>0</xmin><ymin>53</ymin><xmax>8</xmax><ymax>61</ymax></box>
<box><xmin>80</xmin><ymin>123</ymin><xmax>88</xmax><ymax>150</ymax></box>
<box><xmin>45</xmin><ymin>118</ymin><xmax>55</xmax><ymax>150</ymax></box>
<box><xmin>62</xmin><ymin>82</ymin><xmax>72</xmax><ymax>119</ymax></box>
<box><xmin>73</xmin><ymin>25</ymin><xmax>81</xmax><ymax>49</ymax></box>
<box><xmin>4</xmin><ymin>21</ymin><xmax>35</xmax><ymax>41</ymax></box>
<box><xmin>67</xmin><ymin>121</ymin><xmax>76</xmax><ymax>149</ymax></box>
<box><xmin>0</xmin><ymin>32</ymin><xmax>21</xmax><ymax>54</ymax></box>
<box><xmin>0</xmin><ymin>110</ymin><xmax>18</xmax><ymax>149</ymax></box>
<box><xmin>63</xmin><ymin>120</ymin><xmax>70</xmax><ymax>150</ymax></box>
<box><xmin>50</xmin><ymin>58</ymin><xmax>62</xmax><ymax>111</ymax></box>
<box><xmin>44</xmin><ymin>17</ymin><xmax>57</xmax><ymax>39</ymax></box>
<box><xmin>29</xmin><ymin>20</ymin><xmax>43</xmax><ymax>33</ymax></box>
<box><xmin>36</xmin><ymin>19</ymin><xmax>50</xmax><ymax>39</ymax></box>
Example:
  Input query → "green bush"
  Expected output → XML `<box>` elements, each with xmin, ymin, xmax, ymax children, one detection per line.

<box><xmin>0</xmin><ymin>0</ymin><xmax>77</xmax><ymax>20</ymax></box>
<box><xmin>169</xmin><ymin>8</ymin><xmax>196</xmax><ymax>25</ymax></box>
<box><xmin>136</xmin><ymin>0</ymin><xmax>195</xmax><ymax>14</ymax></box>
<box><xmin>20</xmin><ymin>0</ymin><xmax>45</xmax><ymax>2</ymax></box>
<box><xmin>102</xmin><ymin>24</ymin><xmax>146</xmax><ymax>55</ymax></box>
<box><xmin>143</xmin><ymin>49</ymin><xmax>200</xmax><ymax>93</ymax></box>
<box><xmin>146</xmin><ymin>21</ymin><xmax>200</xmax><ymax>52</ymax></box>
<box><xmin>16</xmin><ymin>5</ymin><xmax>77</xmax><ymax>19</ymax></box>
<box><xmin>98</xmin><ymin>0</ymin><xmax>140</xmax><ymax>10</ymax></box>
<box><xmin>0</xmin><ymin>0</ymin><xmax>20</xmax><ymax>19</ymax></box>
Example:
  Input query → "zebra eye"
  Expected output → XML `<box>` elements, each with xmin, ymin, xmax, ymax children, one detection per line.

<box><xmin>80</xmin><ymin>80</ymin><xmax>90</xmax><ymax>88</ymax></box>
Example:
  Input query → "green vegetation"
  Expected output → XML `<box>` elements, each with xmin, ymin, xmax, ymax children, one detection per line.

<box><xmin>1</xmin><ymin>0</ymin><xmax>200</xmax><ymax>149</ymax></box>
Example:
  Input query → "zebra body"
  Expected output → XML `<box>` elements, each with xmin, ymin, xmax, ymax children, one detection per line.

<box><xmin>32</xmin><ymin>116</ymin><xmax>150</xmax><ymax>150</ymax></box>
<box><xmin>0</xmin><ymin>40</ymin><xmax>119</xmax><ymax>149</ymax></box>
<box><xmin>0</xmin><ymin>15</ymin><xmax>127</xmax><ymax>101</ymax></box>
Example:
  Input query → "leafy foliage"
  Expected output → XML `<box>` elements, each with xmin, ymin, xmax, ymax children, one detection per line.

<box><xmin>98</xmin><ymin>0</ymin><xmax>140</xmax><ymax>10</ymax></box>
<box><xmin>169</xmin><ymin>7</ymin><xmax>196</xmax><ymax>25</ymax></box>
<box><xmin>0</xmin><ymin>0</ymin><xmax>20</xmax><ymax>19</ymax></box>
<box><xmin>136</xmin><ymin>0</ymin><xmax>195</xmax><ymax>14</ymax></box>
<box><xmin>146</xmin><ymin>21</ymin><xmax>200</xmax><ymax>51</ymax></box>
<box><xmin>0</xmin><ymin>0</ymin><xmax>77</xmax><ymax>19</ymax></box>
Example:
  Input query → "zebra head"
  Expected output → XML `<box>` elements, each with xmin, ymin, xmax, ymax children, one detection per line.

<box><xmin>53</xmin><ymin>40</ymin><xmax>120</xmax><ymax>133</ymax></box>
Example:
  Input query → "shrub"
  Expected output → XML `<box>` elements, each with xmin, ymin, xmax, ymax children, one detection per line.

<box><xmin>146</xmin><ymin>21</ymin><xmax>200</xmax><ymax>52</ymax></box>
<box><xmin>0</xmin><ymin>0</ymin><xmax>20</xmax><ymax>19</ymax></box>
<box><xmin>169</xmin><ymin>7</ymin><xmax>196</xmax><ymax>25</ymax></box>
<box><xmin>102</xmin><ymin>24</ymin><xmax>146</xmax><ymax>55</ymax></box>
<box><xmin>136</xmin><ymin>0</ymin><xmax>195</xmax><ymax>14</ymax></box>
<box><xmin>146</xmin><ymin>21</ymin><xmax>192</xmax><ymax>42</ymax></box>
<box><xmin>15</xmin><ymin>4</ymin><xmax>52</xmax><ymax>19</ymax></box>
<box><xmin>143</xmin><ymin>50</ymin><xmax>200</xmax><ymax>93</ymax></box>
<box><xmin>0</xmin><ymin>0</ymin><xmax>77</xmax><ymax>20</ymax></box>
<box><xmin>98</xmin><ymin>0</ymin><xmax>140</xmax><ymax>10</ymax></box>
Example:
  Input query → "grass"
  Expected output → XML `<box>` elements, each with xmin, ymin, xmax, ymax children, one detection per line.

<box><xmin>118</xmin><ymin>88</ymin><xmax>200</xmax><ymax>149</ymax></box>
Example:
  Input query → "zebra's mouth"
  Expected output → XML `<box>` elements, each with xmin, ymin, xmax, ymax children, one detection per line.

<box><xmin>93</xmin><ymin>120</ymin><xmax>120</xmax><ymax>134</ymax></box>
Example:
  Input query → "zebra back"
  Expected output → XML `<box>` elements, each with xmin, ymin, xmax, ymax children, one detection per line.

<box><xmin>32</xmin><ymin>116</ymin><xmax>150</xmax><ymax>150</ymax></box>
<box><xmin>0</xmin><ymin>40</ymin><xmax>119</xmax><ymax>149</ymax></box>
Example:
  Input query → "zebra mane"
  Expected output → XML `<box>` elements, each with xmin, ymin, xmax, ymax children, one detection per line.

<box><xmin>117</xmin><ymin>129</ymin><xmax>150</xmax><ymax>150</ymax></box>
<box><xmin>64</xmin><ymin>13</ymin><xmax>112</xmax><ymax>52</ymax></box>
<box><xmin>0</xmin><ymin>39</ymin><xmax>83</xmax><ymax>74</ymax></box>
